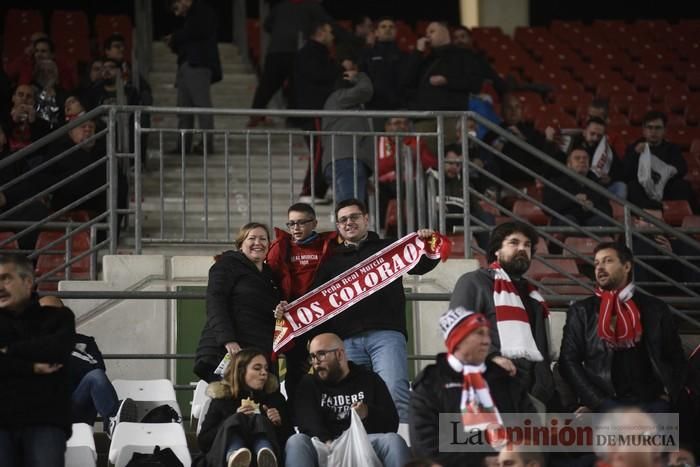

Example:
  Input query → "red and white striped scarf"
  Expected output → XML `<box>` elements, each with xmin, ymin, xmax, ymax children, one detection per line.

<box><xmin>447</xmin><ymin>354</ymin><xmax>503</xmax><ymax>431</ymax></box>
<box><xmin>489</xmin><ymin>261</ymin><xmax>546</xmax><ymax>362</ymax></box>
<box><xmin>594</xmin><ymin>282</ymin><xmax>642</xmax><ymax>348</ymax></box>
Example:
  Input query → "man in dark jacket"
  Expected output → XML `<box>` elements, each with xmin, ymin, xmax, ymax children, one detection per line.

<box><xmin>623</xmin><ymin>111</ymin><xmax>694</xmax><ymax>210</ymax></box>
<box><xmin>310</xmin><ymin>198</ymin><xmax>439</xmax><ymax>422</ymax></box>
<box><xmin>410</xmin><ymin>308</ymin><xmax>498</xmax><ymax>467</ymax></box>
<box><xmin>285</xmin><ymin>333</ymin><xmax>410</xmax><ymax>467</ymax></box>
<box><xmin>558</xmin><ymin>242</ymin><xmax>687</xmax><ymax>412</ymax></box>
<box><xmin>448</xmin><ymin>221</ymin><xmax>555</xmax><ymax>413</ymax></box>
<box><xmin>0</xmin><ymin>254</ymin><xmax>76</xmax><ymax>465</ymax></box>
<box><xmin>167</xmin><ymin>0</ymin><xmax>222</xmax><ymax>154</ymax></box>
<box><xmin>543</xmin><ymin>146</ymin><xmax>612</xmax><ymax>227</ymax></box>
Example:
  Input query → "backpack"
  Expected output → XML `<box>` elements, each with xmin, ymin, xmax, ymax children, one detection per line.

<box><xmin>140</xmin><ymin>404</ymin><xmax>182</xmax><ymax>424</ymax></box>
<box><xmin>125</xmin><ymin>446</ymin><xmax>184</xmax><ymax>467</ymax></box>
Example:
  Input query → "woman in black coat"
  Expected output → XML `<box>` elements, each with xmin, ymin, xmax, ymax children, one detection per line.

<box><xmin>197</xmin><ymin>348</ymin><xmax>292</xmax><ymax>467</ymax></box>
<box><xmin>194</xmin><ymin>222</ymin><xmax>282</xmax><ymax>382</ymax></box>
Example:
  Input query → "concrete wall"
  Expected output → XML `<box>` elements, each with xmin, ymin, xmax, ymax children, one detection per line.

<box><xmin>459</xmin><ymin>0</ymin><xmax>530</xmax><ymax>36</ymax></box>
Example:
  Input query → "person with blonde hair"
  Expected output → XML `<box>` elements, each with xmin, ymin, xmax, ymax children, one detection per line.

<box><xmin>194</xmin><ymin>222</ymin><xmax>282</xmax><ymax>382</ymax></box>
<box><xmin>198</xmin><ymin>347</ymin><xmax>292</xmax><ymax>467</ymax></box>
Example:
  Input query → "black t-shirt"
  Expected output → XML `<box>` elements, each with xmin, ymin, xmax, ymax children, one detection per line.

<box><xmin>612</xmin><ymin>339</ymin><xmax>665</xmax><ymax>403</ymax></box>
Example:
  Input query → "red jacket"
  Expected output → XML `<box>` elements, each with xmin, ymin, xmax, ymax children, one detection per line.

<box><xmin>266</xmin><ymin>228</ymin><xmax>338</xmax><ymax>300</ymax></box>
<box><xmin>377</xmin><ymin>135</ymin><xmax>438</xmax><ymax>183</ymax></box>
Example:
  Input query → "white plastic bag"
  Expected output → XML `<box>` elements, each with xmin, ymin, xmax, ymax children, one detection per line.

<box><xmin>326</xmin><ymin>408</ymin><xmax>382</xmax><ymax>467</ymax></box>
<box><xmin>637</xmin><ymin>143</ymin><xmax>677</xmax><ymax>202</ymax></box>
<box><xmin>311</xmin><ymin>437</ymin><xmax>330</xmax><ymax>467</ymax></box>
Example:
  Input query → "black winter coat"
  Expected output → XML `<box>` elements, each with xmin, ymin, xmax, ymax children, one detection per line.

<box><xmin>543</xmin><ymin>171</ymin><xmax>612</xmax><ymax>222</ymax></box>
<box><xmin>169</xmin><ymin>0</ymin><xmax>222</xmax><ymax>83</ymax></box>
<box><xmin>558</xmin><ymin>291</ymin><xmax>687</xmax><ymax>410</ymax></box>
<box><xmin>197</xmin><ymin>380</ymin><xmax>292</xmax><ymax>466</ymax></box>
<box><xmin>293</xmin><ymin>39</ymin><xmax>339</xmax><ymax>111</ymax></box>
<box><xmin>623</xmin><ymin>139</ymin><xmax>687</xmax><ymax>182</ymax></box>
<box><xmin>360</xmin><ymin>41</ymin><xmax>410</xmax><ymax>110</ymax></box>
<box><xmin>0</xmin><ymin>299</ymin><xmax>76</xmax><ymax>434</ymax></box>
<box><xmin>195</xmin><ymin>251</ymin><xmax>281</xmax><ymax>376</ymax></box>
<box><xmin>410</xmin><ymin>353</ymin><xmax>494</xmax><ymax>467</ymax></box>
<box><xmin>310</xmin><ymin>232</ymin><xmax>440</xmax><ymax>340</ymax></box>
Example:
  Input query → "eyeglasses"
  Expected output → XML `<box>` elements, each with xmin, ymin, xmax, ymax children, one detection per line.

<box><xmin>336</xmin><ymin>213</ymin><xmax>364</xmax><ymax>225</ymax></box>
<box><xmin>286</xmin><ymin>219</ymin><xmax>315</xmax><ymax>228</ymax></box>
<box><xmin>308</xmin><ymin>348</ymin><xmax>339</xmax><ymax>363</ymax></box>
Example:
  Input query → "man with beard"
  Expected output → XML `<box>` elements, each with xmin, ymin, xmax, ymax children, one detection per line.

<box><xmin>285</xmin><ymin>333</ymin><xmax>410</xmax><ymax>467</ymax></box>
<box><xmin>448</xmin><ymin>221</ymin><xmax>555</xmax><ymax>412</ymax></box>
<box><xmin>558</xmin><ymin>242</ymin><xmax>686</xmax><ymax>413</ymax></box>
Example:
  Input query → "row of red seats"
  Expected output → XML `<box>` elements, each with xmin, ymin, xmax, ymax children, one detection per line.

<box><xmin>3</xmin><ymin>8</ymin><xmax>132</xmax><ymax>69</ymax></box>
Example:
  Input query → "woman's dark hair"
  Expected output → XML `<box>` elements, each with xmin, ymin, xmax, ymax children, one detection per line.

<box><xmin>486</xmin><ymin>221</ymin><xmax>539</xmax><ymax>263</ymax></box>
<box><xmin>224</xmin><ymin>348</ymin><xmax>278</xmax><ymax>398</ymax></box>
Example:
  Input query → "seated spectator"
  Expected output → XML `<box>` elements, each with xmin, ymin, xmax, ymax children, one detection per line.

<box><xmin>569</xmin><ymin>116</ymin><xmax>627</xmax><ymax>199</ymax></box>
<box><xmin>0</xmin><ymin>254</ymin><xmax>76</xmax><ymax>466</ymax></box>
<box><xmin>543</xmin><ymin>146</ymin><xmax>612</xmax><ymax>228</ymax></box>
<box><xmin>377</xmin><ymin>116</ymin><xmax>437</xmax><ymax>227</ymax></box>
<box><xmin>410</xmin><ymin>308</ymin><xmax>498</xmax><ymax>467</ymax></box>
<box><xmin>623</xmin><ymin>111</ymin><xmax>694</xmax><ymax>210</ymax></box>
<box><xmin>558</xmin><ymin>242</ymin><xmax>687</xmax><ymax>413</ymax></box>
<box><xmin>64</xmin><ymin>95</ymin><xmax>86</xmax><ymax>121</ymax></box>
<box><xmin>17</xmin><ymin>36</ymin><xmax>78</xmax><ymax>92</ymax></box>
<box><xmin>668</xmin><ymin>445</ymin><xmax>696</xmax><ymax>467</ymax></box>
<box><xmin>285</xmin><ymin>333</ymin><xmax>410</xmax><ymax>467</ymax></box>
<box><xmin>483</xmin><ymin>94</ymin><xmax>564</xmax><ymax>185</ymax></box>
<box><xmin>103</xmin><ymin>33</ymin><xmax>153</xmax><ymax>107</ymax></box>
<box><xmin>441</xmin><ymin>144</ymin><xmax>495</xmax><ymax>248</ymax></box>
<box><xmin>321</xmin><ymin>54</ymin><xmax>373</xmax><ymax>203</ymax></box>
<box><xmin>581</xmin><ymin>98</ymin><xmax>609</xmax><ymax>126</ymax></box>
<box><xmin>359</xmin><ymin>17</ymin><xmax>410</xmax><ymax>111</ymax></box>
<box><xmin>75</xmin><ymin>58</ymin><xmax>104</xmax><ymax>100</ymax></box>
<box><xmin>6</xmin><ymin>84</ymin><xmax>50</xmax><ymax>153</ymax></box>
<box><xmin>198</xmin><ymin>348</ymin><xmax>292</xmax><ymax>467</ymax></box>
<box><xmin>32</xmin><ymin>59</ymin><xmax>69</xmax><ymax>129</ymax></box>
<box><xmin>83</xmin><ymin>58</ymin><xmax>141</xmax><ymax>112</ymax></box>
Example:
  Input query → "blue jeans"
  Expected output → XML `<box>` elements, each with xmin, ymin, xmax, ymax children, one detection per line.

<box><xmin>607</xmin><ymin>181</ymin><xmax>627</xmax><ymax>200</ymax></box>
<box><xmin>324</xmin><ymin>159</ymin><xmax>369</xmax><ymax>204</ymax></box>
<box><xmin>284</xmin><ymin>432</ymin><xmax>409</xmax><ymax>467</ymax></box>
<box><xmin>71</xmin><ymin>369</ymin><xmax>120</xmax><ymax>425</ymax></box>
<box><xmin>225</xmin><ymin>434</ymin><xmax>273</xmax><ymax>459</ymax></box>
<box><xmin>343</xmin><ymin>330</ymin><xmax>410</xmax><ymax>423</ymax></box>
<box><xmin>0</xmin><ymin>426</ymin><xmax>67</xmax><ymax>467</ymax></box>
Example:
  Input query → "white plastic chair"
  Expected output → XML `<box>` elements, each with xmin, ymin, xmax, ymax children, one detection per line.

<box><xmin>196</xmin><ymin>396</ymin><xmax>213</xmax><ymax>436</ymax></box>
<box><xmin>112</xmin><ymin>379</ymin><xmax>177</xmax><ymax>402</ymax></box>
<box><xmin>65</xmin><ymin>423</ymin><xmax>96</xmax><ymax>467</ymax></box>
<box><xmin>190</xmin><ymin>380</ymin><xmax>209</xmax><ymax>421</ymax></box>
<box><xmin>108</xmin><ymin>422</ymin><xmax>191</xmax><ymax>467</ymax></box>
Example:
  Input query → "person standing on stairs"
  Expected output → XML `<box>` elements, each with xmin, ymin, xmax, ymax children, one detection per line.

<box><xmin>166</xmin><ymin>0</ymin><xmax>222</xmax><ymax>155</ymax></box>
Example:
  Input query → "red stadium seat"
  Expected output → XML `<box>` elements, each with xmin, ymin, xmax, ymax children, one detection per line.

<box><xmin>554</xmin><ymin>92</ymin><xmax>592</xmax><ymax>115</ymax></box>
<box><xmin>0</xmin><ymin>232</ymin><xmax>20</xmax><ymax>250</ymax></box>
<box><xmin>95</xmin><ymin>14</ymin><xmax>133</xmax><ymax>58</ymax></box>
<box><xmin>686</xmin><ymin>72</ymin><xmax>700</xmax><ymax>92</ymax></box>
<box><xmin>681</xmin><ymin>215</ymin><xmax>700</xmax><ymax>240</ymax></box>
<box><xmin>526</xmin><ymin>258</ymin><xmax>580</xmax><ymax>281</ymax></box>
<box><xmin>596</xmin><ymin>80</ymin><xmax>636</xmax><ymax>101</ymax></box>
<box><xmin>608</xmin><ymin>92</ymin><xmax>639</xmax><ymax>115</ymax></box>
<box><xmin>662</xmin><ymin>200</ymin><xmax>693</xmax><ymax>226</ymax></box>
<box><xmin>50</xmin><ymin>10</ymin><xmax>89</xmax><ymax>38</ymax></box>
<box><xmin>563</xmin><ymin>236</ymin><xmax>613</xmax><ymax>263</ymax></box>
<box><xmin>35</xmin><ymin>231</ymin><xmax>91</xmax><ymax>253</ymax></box>
<box><xmin>512</xmin><ymin>200</ymin><xmax>549</xmax><ymax>225</ymax></box>
<box><xmin>628</xmin><ymin>101</ymin><xmax>655</xmax><ymax>126</ymax></box>
<box><xmin>664</xmin><ymin>89</ymin><xmax>691</xmax><ymax>115</ymax></box>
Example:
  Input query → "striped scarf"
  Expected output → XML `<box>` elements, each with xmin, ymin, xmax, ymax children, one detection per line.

<box><xmin>595</xmin><ymin>282</ymin><xmax>642</xmax><ymax>348</ymax></box>
<box><xmin>447</xmin><ymin>354</ymin><xmax>503</xmax><ymax>431</ymax></box>
<box><xmin>489</xmin><ymin>261</ymin><xmax>546</xmax><ymax>362</ymax></box>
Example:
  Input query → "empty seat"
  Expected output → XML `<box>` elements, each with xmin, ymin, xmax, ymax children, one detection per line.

<box><xmin>526</xmin><ymin>258</ymin><xmax>580</xmax><ymax>282</ymax></box>
<box><xmin>681</xmin><ymin>215</ymin><xmax>700</xmax><ymax>240</ymax></box>
<box><xmin>563</xmin><ymin>236</ymin><xmax>613</xmax><ymax>263</ymax></box>
<box><xmin>662</xmin><ymin>200</ymin><xmax>693</xmax><ymax>226</ymax></box>
<box><xmin>112</xmin><ymin>379</ymin><xmax>177</xmax><ymax>403</ymax></box>
<box><xmin>35</xmin><ymin>230</ymin><xmax>91</xmax><ymax>253</ymax></box>
<box><xmin>50</xmin><ymin>10</ymin><xmax>89</xmax><ymax>37</ymax></box>
<box><xmin>109</xmin><ymin>422</ymin><xmax>191</xmax><ymax>467</ymax></box>
<box><xmin>512</xmin><ymin>200</ymin><xmax>549</xmax><ymax>225</ymax></box>
<box><xmin>65</xmin><ymin>423</ymin><xmax>97</xmax><ymax>467</ymax></box>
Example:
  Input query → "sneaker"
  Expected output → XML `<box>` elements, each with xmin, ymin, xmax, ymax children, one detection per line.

<box><xmin>108</xmin><ymin>398</ymin><xmax>139</xmax><ymax>438</ymax></box>
<box><xmin>227</xmin><ymin>447</ymin><xmax>252</xmax><ymax>467</ymax></box>
<box><xmin>257</xmin><ymin>447</ymin><xmax>277</xmax><ymax>467</ymax></box>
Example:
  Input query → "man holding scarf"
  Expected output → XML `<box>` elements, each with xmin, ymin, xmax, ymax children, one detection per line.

<box><xmin>410</xmin><ymin>307</ymin><xmax>500</xmax><ymax>467</ymax></box>
<box><xmin>448</xmin><ymin>221</ymin><xmax>555</xmax><ymax>413</ymax></box>
<box><xmin>558</xmin><ymin>242</ymin><xmax>687</xmax><ymax>412</ymax></box>
<box><xmin>309</xmin><ymin>198</ymin><xmax>440</xmax><ymax>423</ymax></box>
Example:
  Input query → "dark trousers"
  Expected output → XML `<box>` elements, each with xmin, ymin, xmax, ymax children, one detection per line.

<box><xmin>251</xmin><ymin>52</ymin><xmax>295</xmax><ymax>109</ymax></box>
<box><xmin>283</xmin><ymin>342</ymin><xmax>309</xmax><ymax>424</ymax></box>
<box><xmin>176</xmin><ymin>62</ymin><xmax>214</xmax><ymax>149</ymax></box>
<box><xmin>299</xmin><ymin>118</ymin><xmax>328</xmax><ymax>198</ymax></box>
<box><xmin>628</xmin><ymin>177</ymin><xmax>695</xmax><ymax>210</ymax></box>
<box><xmin>0</xmin><ymin>426</ymin><xmax>67</xmax><ymax>467</ymax></box>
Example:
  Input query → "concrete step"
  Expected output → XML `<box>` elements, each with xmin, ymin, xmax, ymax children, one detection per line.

<box><xmin>151</xmin><ymin>41</ymin><xmax>240</xmax><ymax>58</ymax></box>
<box><xmin>149</xmin><ymin>71</ymin><xmax>256</xmax><ymax>86</ymax></box>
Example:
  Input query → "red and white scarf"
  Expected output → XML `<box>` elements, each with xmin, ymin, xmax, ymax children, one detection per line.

<box><xmin>489</xmin><ymin>261</ymin><xmax>546</xmax><ymax>362</ymax></box>
<box><xmin>594</xmin><ymin>282</ymin><xmax>642</xmax><ymax>348</ymax></box>
<box><xmin>447</xmin><ymin>354</ymin><xmax>503</xmax><ymax>431</ymax></box>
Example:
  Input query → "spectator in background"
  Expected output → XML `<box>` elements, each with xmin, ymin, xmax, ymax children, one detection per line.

<box><xmin>83</xmin><ymin>58</ymin><xmax>141</xmax><ymax>112</ymax></box>
<box><xmin>0</xmin><ymin>254</ymin><xmax>76</xmax><ymax>466</ymax></box>
<box><xmin>103</xmin><ymin>33</ymin><xmax>153</xmax><ymax>108</ymax></box>
<box><xmin>246</xmin><ymin>0</ymin><xmax>331</xmax><ymax>128</ymax></box>
<box><xmin>6</xmin><ymin>85</ymin><xmax>50</xmax><ymax>154</ymax></box>
<box><xmin>285</xmin><ymin>333</ymin><xmax>411</xmax><ymax>467</ymax></box>
<box><xmin>569</xmin><ymin>116</ymin><xmax>627</xmax><ymax>199</ymax></box>
<box><xmin>624</xmin><ymin>111</ymin><xmax>694</xmax><ymax>210</ymax></box>
<box><xmin>377</xmin><ymin>116</ymin><xmax>437</xmax><ymax>228</ymax></box>
<box><xmin>198</xmin><ymin>348</ymin><xmax>292</xmax><ymax>467</ymax></box>
<box><xmin>75</xmin><ymin>58</ymin><xmax>104</xmax><ymax>100</ymax></box>
<box><xmin>543</xmin><ymin>146</ymin><xmax>612</xmax><ymax>228</ymax></box>
<box><xmin>166</xmin><ymin>0</ymin><xmax>222</xmax><ymax>154</ymax></box>
<box><xmin>293</xmin><ymin>20</ymin><xmax>339</xmax><ymax>204</ymax></box>
<box><xmin>15</xmin><ymin>36</ymin><xmax>79</xmax><ymax>92</ymax></box>
<box><xmin>498</xmin><ymin>447</ymin><xmax>545</xmax><ymax>467</ymax></box>
<box><xmin>194</xmin><ymin>223</ymin><xmax>282</xmax><ymax>382</ymax></box>
<box><xmin>449</xmin><ymin>222</ymin><xmax>556</xmax><ymax>413</ymax></box>
<box><xmin>359</xmin><ymin>17</ymin><xmax>410</xmax><ymax>111</ymax></box>
<box><xmin>410</xmin><ymin>308</ymin><xmax>499</xmax><ymax>467</ymax></box>
<box><xmin>32</xmin><ymin>59</ymin><xmax>69</xmax><ymax>129</ymax></box>
<box><xmin>483</xmin><ymin>94</ymin><xmax>564</xmax><ymax>185</ymax></box>
<box><xmin>321</xmin><ymin>53</ymin><xmax>373</xmax><ymax>204</ymax></box>
<box><xmin>558</xmin><ymin>242</ymin><xmax>687</xmax><ymax>413</ymax></box>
